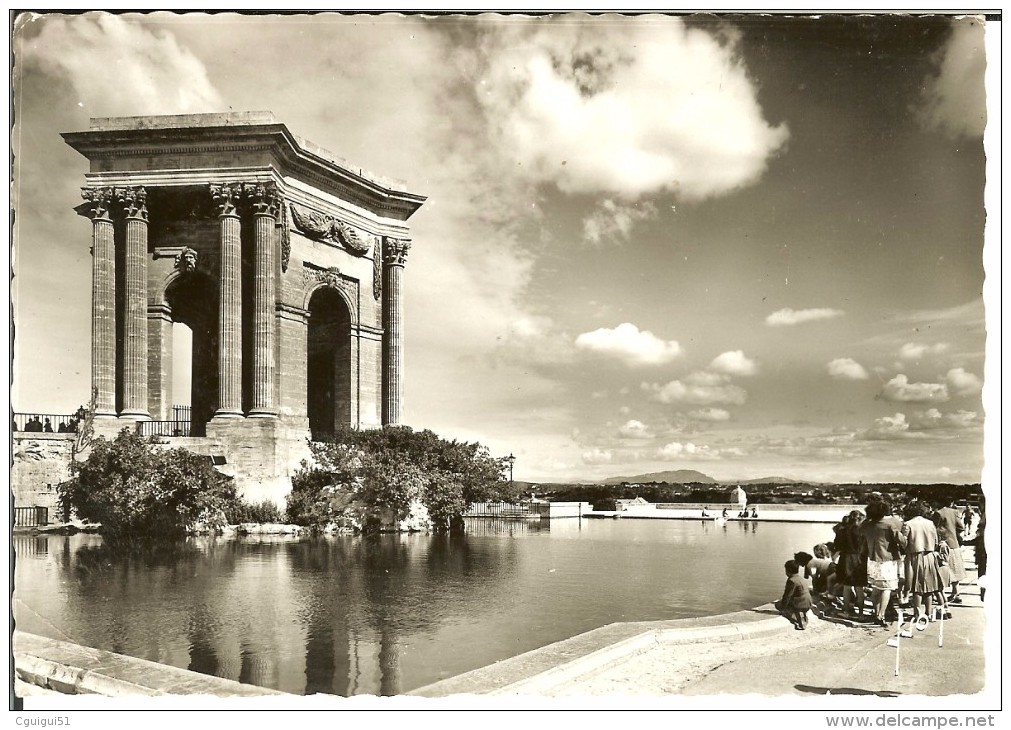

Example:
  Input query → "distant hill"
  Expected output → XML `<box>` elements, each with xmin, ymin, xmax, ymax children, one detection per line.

<box><xmin>601</xmin><ymin>469</ymin><xmax>717</xmax><ymax>485</ymax></box>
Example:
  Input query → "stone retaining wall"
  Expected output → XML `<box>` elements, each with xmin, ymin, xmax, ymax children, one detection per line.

<box><xmin>13</xmin><ymin>631</ymin><xmax>286</xmax><ymax>697</ymax></box>
<box><xmin>12</xmin><ymin>433</ymin><xmax>75</xmax><ymax>512</ymax></box>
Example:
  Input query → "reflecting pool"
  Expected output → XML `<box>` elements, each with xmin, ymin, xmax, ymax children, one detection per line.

<box><xmin>13</xmin><ymin>518</ymin><xmax>830</xmax><ymax>695</ymax></box>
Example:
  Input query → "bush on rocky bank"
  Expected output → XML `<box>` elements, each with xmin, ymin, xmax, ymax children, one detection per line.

<box><xmin>59</xmin><ymin>429</ymin><xmax>237</xmax><ymax>538</ymax></box>
<box><xmin>287</xmin><ymin>425</ymin><xmax>514</xmax><ymax>533</ymax></box>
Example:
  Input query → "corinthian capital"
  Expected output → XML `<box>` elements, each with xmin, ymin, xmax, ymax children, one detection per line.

<box><xmin>81</xmin><ymin>187</ymin><xmax>114</xmax><ymax>221</ymax></box>
<box><xmin>244</xmin><ymin>181</ymin><xmax>279</xmax><ymax>217</ymax></box>
<box><xmin>210</xmin><ymin>183</ymin><xmax>242</xmax><ymax>217</ymax></box>
<box><xmin>117</xmin><ymin>186</ymin><xmax>148</xmax><ymax>220</ymax></box>
<box><xmin>383</xmin><ymin>237</ymin><xmax>411</xmax><ymax>267</ymax></box>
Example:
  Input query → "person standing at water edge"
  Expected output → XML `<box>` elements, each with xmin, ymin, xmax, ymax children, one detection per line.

<box><xmin>775</xmin><ymin>560</ymin><xmax>812</xmax><ymax>630</ymax></box>
<box><xmin>902</xmin><ymin>500</ymin><xmax>944</xmax><ymax>631</ymax></box>
<box><xmin>834</xmin><ymin>511</ymin><xmax>868</xmax><ymax>617</ymax></box>
<box><xmin>933</xmin><ymin>499</ymin><xmax>966</xmax><ymax>605</ymax></box>
<box><xmin>861</xmin><ymin>500</ymin><xmax>906</xmax><ymax>627</ymax></box>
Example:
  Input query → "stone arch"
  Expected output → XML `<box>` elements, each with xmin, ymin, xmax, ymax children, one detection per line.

<box><xmin>163</xmin><ymin>270</ymin><xmax>218</xmax><ymax>436</ymax></box>
<box><xmin>305</xmin><ymin>285</ymin><xmax>354</xmax><ymax>440</ymax></box>
<box><xmin>301</xmin><ymin>278</ymin><xmax>359</xmax><ymax>325</ymax></box>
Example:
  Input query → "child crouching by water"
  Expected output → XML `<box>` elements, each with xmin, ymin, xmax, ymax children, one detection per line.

<box><xmin>776</xmin><ymin>559</ymin><xmax>813</xmax><ymax>630</ymax></box>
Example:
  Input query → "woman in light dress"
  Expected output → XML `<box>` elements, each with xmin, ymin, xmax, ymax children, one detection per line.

<box><xmin>902</xmin><ymin>499</ymin><xmax>945</xmax><ymax>631</ymax></box>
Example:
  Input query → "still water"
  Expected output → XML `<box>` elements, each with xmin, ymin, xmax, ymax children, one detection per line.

<box><xmin>14</xmin><ymin>518</ymin><xmax>830</xmax><ymax>696</ymax></box>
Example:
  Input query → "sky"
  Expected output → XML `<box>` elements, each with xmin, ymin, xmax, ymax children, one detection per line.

<box><xmin>10</xmin><ymin>12</ymin><xmax>995</xmax><ymax>485</ymax></box>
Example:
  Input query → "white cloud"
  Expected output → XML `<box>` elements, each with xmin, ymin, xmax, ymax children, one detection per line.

<box><xmin>575</xmin><ymin>323</ymin><xmax>681</xmax><ymax>365</ymax></box>
<box><xmin>709</xmin><ymin>350</ymin><xmax>757</xmax><ymax>376</ymax></box>
<box><xmin>583</xmin><ymin>199</ymin><xmax>658</xmax><ymax>245</ymax></box>
<box><xmin>656</xmin><ymin>441</ymin><xmax>720</xmax><ymax>460</ymax></box>
<box><xmin>474</xmin><ymin>16</ymin><xmax>788</xmax><ymax>200</ymax></box>
<box><xmin>910</xmin><ymin>408</ymin><xmax>979</xmax><ymax>430</ymax></box>
<box><xmin>685</xmin><ymin>371</ymin><xmax>729</xmax><ymax>386</ymax></box>
<box><xmin>918</xmin><ymin>18</ymin><xmax>986</xmax><ymax>139</ymax></box>
<box><xmin>945</xmin><ymin>367</ymin><xmax>983</xmax><ymax>396</ymax></box>
<box><xmin>617</xmin><ymin>419</ymin><xmax>651</xmax><ymax>439</ymax></box>
<box><xmin>765</xmin><ymin>307</ymin><xmax>844</xmax><ymax>327</ymax></box>
<box><xmin>899</xmin><ymin>342</ymin><xmax>949</xmax><ymax>359</ymax></box>
<box><xmin>863</xmin><ymin>413</ymin><xmax>923</xmax><ymax>441</ymax></box>
<box><xmin>827</xmin><ymin>358</ymin><xmax>869</xmax><ymax>380</ymax></box>
<box><xmin>687</xmin><ymin>408</ymin><xmax>731</xmax><ymax>422</ymax></box>
<box><xmin>645</xmin><ymin>379</ymin><xmax>747</xmax><ymax>406</ymax></box>
<box><xmin>26</xmin><ymin>14</ymin><xmax>223</xmax><ymax>115</ymax></box>
<box><xmin>879</xmin><ymin>374</ymin><xmax>949</xmax><ymax>403</ymax></box>
<box><xmin>581</xmin><ymin>448</ymin><xmax>613</xmax><ymax>465</ymax></box>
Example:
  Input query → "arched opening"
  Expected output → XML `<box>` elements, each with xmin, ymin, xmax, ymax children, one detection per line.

<box><xmin>307</xmin><ymin>287</ymin><xmax>352</xmax><ymax>441</ymax></box>
<box><xmin>166</xmin><ymin>273</ymin><xmax>217</xmax><ymax>437</ymax></box>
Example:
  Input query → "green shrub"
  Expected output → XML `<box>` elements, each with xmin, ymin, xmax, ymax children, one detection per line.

<box><xmin>288</xmin><ymin>426</ymin><xmax>509</xmax><ymax>533</ymax></box>
<box><xmin>59</xmin><ymin>429</ymin><xmax>236</xmax><ymax>538</ymax></box>
<box><xmin>224</xmin><ymin>498</ymin><xmax>285</xmax><ymax>525</ymax></box>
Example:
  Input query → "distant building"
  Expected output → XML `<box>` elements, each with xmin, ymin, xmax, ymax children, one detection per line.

<box><xmin>615</xmin><ymin>497</ymin><xmax>650</xmax><ymax>512</ymax></box>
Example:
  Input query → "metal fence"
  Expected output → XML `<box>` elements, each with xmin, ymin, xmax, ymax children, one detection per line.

<box><xmin>14</xmin><ymin>506</ymin><xmax>49</xmax><ymax>528</ymax></box>
<box><xmin>465</xmin><ymin>502</ymin><xmax>538</xmax><ymax>518</ymax></box>
<box><xmin>138</xmin><ymin>420</ymin><xmax>192</xmax><ymax>437</ymax></box>
<box><xmin>12</xmin><ymin>413</ymin><xmax>78</xmax><ymax>433</ymax></box>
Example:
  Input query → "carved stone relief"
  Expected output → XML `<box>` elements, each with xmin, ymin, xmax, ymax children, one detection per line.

<box><xmin>302</xmin><ymin>262</ymin><xmax>359</xmax><ymax>321</ymax></box>
<box><xmin>289</xmin><ymin>203</ymin><xmax>371</xmax><ymax>256</ymax></box>
<box><xmin>383</xmin><ymin>237</ymin><xmax>411</xmax><ymax>267</ymax></box>
<box><xmin>373</xmin><ymin>238</ymin><xmax>382</xmax><ymax>301</ymax></box>
<box><xmin>174</xmin><ymin>247</ymin><xmax>199</xmax><ymax>273</ymax></box>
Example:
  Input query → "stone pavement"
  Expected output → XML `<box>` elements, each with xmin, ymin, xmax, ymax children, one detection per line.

<box><xmin>681</xmin><ymin>588</ymin><xmax>985</xmax><ymax>697</ymax></box>
<box><xmin>547</xmin><ymin>553</ymin><xmax>986</xmax><ymax>698</ymax></box>
<box><xmin>422</xmin><ymin>548</ymin><xmax>987</xmax><ymax>699</ymax></box>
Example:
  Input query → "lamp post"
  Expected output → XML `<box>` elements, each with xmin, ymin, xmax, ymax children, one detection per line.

<box><xmin>506</xmin><ymin>453</ymin><xmax>516</xmax><ymax>484</ymax></box>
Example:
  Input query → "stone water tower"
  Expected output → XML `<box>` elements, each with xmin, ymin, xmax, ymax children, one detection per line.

<box><xmin>63</xmin><ymin>113</ymin><xmax>426</xmax><ymax>504</ymax></box>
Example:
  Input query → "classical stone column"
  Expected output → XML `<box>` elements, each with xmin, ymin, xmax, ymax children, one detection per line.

<box><xmin>382</xmin><ymin>237</ymin><xmax>410</xmax><ymax>426</ymax></box>
<box><xmin>247</xmin><ymin>182</ymin><xmax>278</xmax><ymax>418</ymax></box>
<box><xmin>212</xmin><ymin>183</ymin><xmax>243</xmax><ymax>418</ymax></box>
<box><xmin>83</xmin><ymin>187</ymin><xmax>117</xmax><ymax>418</ymax></box>
<box><xmin>118</xmin><ymin>186</ymin><xmax>150</xmax><ymax>420</ymax></box>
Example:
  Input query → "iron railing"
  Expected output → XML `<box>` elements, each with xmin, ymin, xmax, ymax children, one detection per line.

<box><xmin>12</xmin><ymin>413</ymin><xmax>79</xmax><ymax>433</ymax></box>
<box><xmin>464</xmin><ymin>502</ymin><xmax>537</xmax><ymax>518</ymax></box>
<box><xmin>138</xmin><ymin>420</ymin><xmax>192</xmax><ymax>437</ymax></box>
<box><xmin>14</xmin><ymin>506</ymin><xmax>49</xmax><ymax>527</ymax></box>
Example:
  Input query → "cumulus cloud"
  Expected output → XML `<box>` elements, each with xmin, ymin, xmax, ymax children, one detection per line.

<box><xmin>645</xmin><ymin>379</ymin><xmax>747</xmax><ymax>406</ymax></box>
<box><xmin>918</xmin><ymin>18</ymin><xmax>986</xmax><ymax>138</ymax></box>
<box><xmin>685</xmin><ymin>371</ymin><xmax>729</xmax><ymax>386</ymax></box>
<box><xmin>765</xmin><ymin>307</ymin><xmax>844</xmax><ymax>327</ymax></box>
<box><xmin>946</xmin><ymin>367</ymin><xmax>983</xmax><ymax>396</ymax></box>
<box><xmin>899</xmin><ymin>342</ymin><xmax>949</xmax><ymax>360</ymax></box>
<box><xmin>617</xmin><ymin>419</ymin><xmax>652</xmax><ymax>439</ymax></box>
<box><xmin>474</xmin><ymin>16</ymin><xmax>788</xmax><ymax>200</ymax></box>
<box><xmin>583</xmin><ymin>199</ymin><xmax>658</xmax><ymax>245</ymax></box>
<box><xmin>688</xmin><ymin>408</ymin><xmax>731</xmax><ymax>422</ymax></box>
<box><xmin>709</xmin><ymin>350</ymin><xmax>757</xmax><ymax>376</ymax></box>
<box><xmin>910</xmin><ymin>408</ymin><xmax>979</xmax><ymax>430</ymax></box>
<box><xmin>863</xmin><ymin>413</ymin><xmax>923</xmax><ymax>441</ymax></box>
<box><xmin>575</xmin><ymin>323</ymin><xmax>681</xmax><ymax>365</ymax></box>
<box><xmin>879</xmin><ymin>374</ymin><xmax>949</xmax><ymax>403</ymax></box>
<box><xmin>827</xmin><ymin>358</ymin><xmax>869</xmax><ymax>380</ymax></box>
<box><xmin>25</xmin><ymin>14</ymin><xmax>223</xmax><ymax>115</ymax></box>
<box><xmin>581</xmin><ymin>447</ymin><xmax>613</xmax><ymax>465</ymax></box>
<box><xmin>656</xmin><ymin>441</ymin><xmax>720</xmax><ymax>460</ymax></box>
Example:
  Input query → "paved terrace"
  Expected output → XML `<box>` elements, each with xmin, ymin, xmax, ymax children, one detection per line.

<box><xmin>413</xmin><ymin>546</ymin><xmax>985</xmax><ymax>698</ymax></box>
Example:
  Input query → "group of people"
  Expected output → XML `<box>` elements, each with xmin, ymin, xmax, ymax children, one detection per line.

<box><xmin>775</xmin><ymin>495</ymin><xmax>985</xmax><ymax>633</ymax></box>
<box><xmin>18</xmin><ymin>414</ymin><xmax>81</xmax><ymax>433</ymax></box>
<box><xmin>701</xmin><ymin>505</ymin><xmax>758</xmax><ymax>519</ymax></box>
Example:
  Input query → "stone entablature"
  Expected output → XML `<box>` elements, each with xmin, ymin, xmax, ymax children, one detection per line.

<box><xmin>63</xmin><ymin>113</ymin><xmax>426</xmax><ymax>504</ymax></box>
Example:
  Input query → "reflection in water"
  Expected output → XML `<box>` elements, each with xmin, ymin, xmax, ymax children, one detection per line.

<box><xmin>14</xmin><ymin>520</ymin><xmax>830</xmax><ymax>696</ymax></box>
